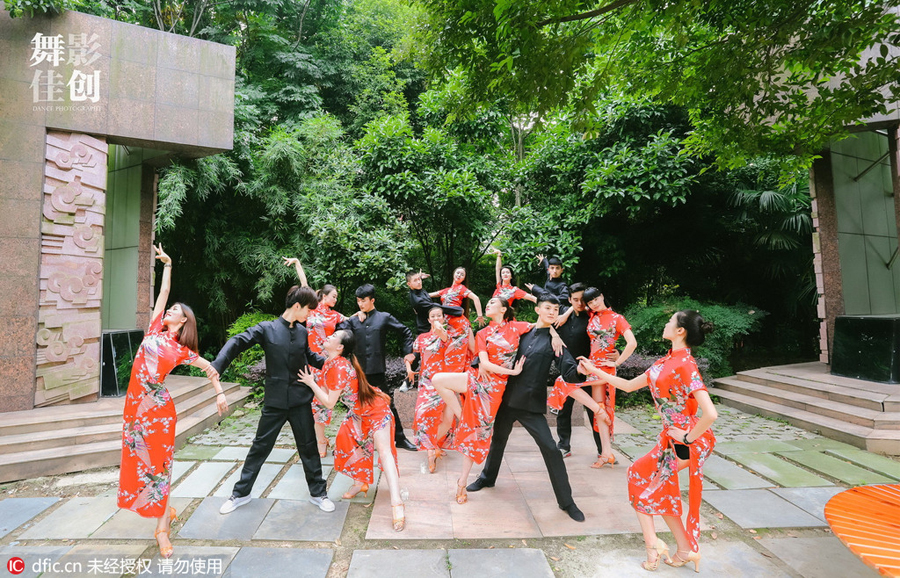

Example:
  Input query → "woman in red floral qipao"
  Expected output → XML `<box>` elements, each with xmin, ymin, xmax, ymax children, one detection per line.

<box><xmin>118</xmin><ymin>245</ymin><xmax>228</xmax><ymax>559</ymax></box>
<box><xmin>299</xmin><ymin>330</ymin><xmax>406</xmax><ymax>531</ymax></box>
<box><xmin>580</xmin><ymin>310</ymin><xmax>717</xmax><ymax>572</ymax></box>
<box><xmin>491</xmin><ymin>249</ymin><xmax>537</xmax><ymax>306</ymax></box>
<box><xmin>549</xmin><ymin>286</ymin><xmax>637</xmax><ymax>468</ymax></box>
<box><xmin>429</xmin><ymin>266</ymin><xmax>485</xmax><ymax>328</ymax></box>
<box><xmin>432</xmin><ymin>298</ymin><xmax>530</xmax><ymax>505</ymax></box>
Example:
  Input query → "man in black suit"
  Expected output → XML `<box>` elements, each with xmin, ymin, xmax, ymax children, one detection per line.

<box><xmin>346</xmin><ymin>283</ymin><xmax>418</xmax><ymax>450</ymax></box>
<box><xmin>406</xmin><ymin>270</ymin><xmax>463</xmax><ymax>335</ymax></box>
<box><xmin>467</xmin><ymin>294</ymin><xmax>586</xmax><ymax>522</ymax></box>
<box><xmin>212</xmin><ymin>285</ymin><xmax>334</xmax><ymax>514</ymax></box>
<box><xmin>553</xmin><ymin>282</ymin><xmax>605</xmax><ymax>459</ymax></box>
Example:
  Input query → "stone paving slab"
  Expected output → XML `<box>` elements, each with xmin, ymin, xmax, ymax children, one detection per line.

<box><xmin>769</xmin><ymin>487</ymin><xmax>845</xmax><ymax>522</ymax></box>
<box><xmin>252</xmin><ymin>499</ymin><xmax>349</xmax><ymax>541</ymax></box>
<box><xmin>213</xmin><ymin>463</ymin><xmax>283</xmax><ymax>498</ymax></box>
<box><xmin>19</xmin><ymin>496</ymin><xmax>119</xmax><ymax>539</ymax></box>
<box><xmin>171</xmin><ymin>461</ymin><xmax>195</xmax><ymax>485</ymax></box>
<box><xmin>448</xmin><ymin>548</ymin><xmax>553</xmax><ymax>578</ymax></box>
<box><xmin>211</xmin><ymin>446</ymin><xmax>297</xmax><ymax>463</ymax></box>
<box><xmin>347</xmin><ymin>549</ymin><xmax>449</xmax><ymax>578</ymax></box>
<box><xmin>266</xmin><ymin>464</ymin><xmax>335</xmax><ymax>501</ymax></box>
<box><xmin>702</xmin><ymin>455</ymin><xmax>774</xmax><ymax>489</ymax></box>
<box><xmin>553</xmin><ymin>539</ymin><xmax>792</xmax><ymax>577</ymax></box>
<box><xmin>0</xmin><ymin>497</ymin><xmax>59</xmax><ymax>539</ymax></box>
<box><xmin>758</xmin><ymin>536</ymin><xmax>879</xmax><ymax>578</ymax></box>
<box><xmin>175</xmin><ymin>445</ymin><xmax>223</xmax><ymax>460</ymax></box>
<box><xmin>715</xmin><ymin>440</ymin><xmax>804</xmax><ymax>454</ymax></box>
<box><xmin>143</xmin><ymin>546</ymin><xmax>239</xmax><ymax>578</ymax></box>
<box><xmin>171</xmin><ymin>462</ymin><xmax>235</xmax><ymax>498</ymax></box>
<box><xmin>37</xmin><ymin>544</ymin><xmax>147</xmax><ymax>578</ymax></box>
<box><xmin>703</xmin><ymin>489</ymin><xmax>827</xmax><ymax>528</ymax></box>
<box><xmin>782</xmin><ymin>438</ymin><xmax>860</xmax><ymax>452</ymax></box>
<box><xmin>92</xmin><ymin>498</ymin><xmax>194</xmax><ymax>539</ymax></box>
<box><xmin>726</xmin><ymin>453</ymin><xmax>833</xmax><ymax>487</ymax></box>
<box><xmin>0</xmin><ymin>545</ymin><xmax>72</xmax><ymax>578</ymax></box>
<box><xmin>776</xmin><ymin>451</ymin><xmax>895</xmax><ymax>486</ymax></box>
<box><xmin>223</xmin><ymin>547</ymin><xmax>333</xmax><ymax>578</ymax></box>
<box><xmin>178</xmin><ymin>497</ymin><xmax>274</xmax><ymax>540</ymax></box>
<box><xmin>824</xmin><ymin>448</ymin><xmax>900</xmax><ymax>480</ymax></box>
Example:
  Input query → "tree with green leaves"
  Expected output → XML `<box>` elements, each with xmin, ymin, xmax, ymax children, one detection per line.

<box><xmin>413</xmin><ymin>0</ymin><xmax>900</xmax><ymax>175</ymax></box>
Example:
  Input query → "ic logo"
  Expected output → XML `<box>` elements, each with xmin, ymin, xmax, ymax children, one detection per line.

<box><xmin>7</xmin><ymin>557</ymin><xmax>25</xmax><ymax>574</ymax></box>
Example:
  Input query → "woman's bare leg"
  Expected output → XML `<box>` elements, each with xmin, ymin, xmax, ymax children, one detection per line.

<box><xmin>373</xmin><ymin>427</ymin><xmax>402</xmax><ymax>505</ymax></box>
<box><xmin>315</xmin><ymin>422</ymin><xmax>327</xmax><ymax>453</ymax></box>
<box><xmin>432</xmin><ymin>373</ymin><xmax>468</xmax><ymax>420</ymax></box>
<box><xmin>435</xmin><ymin>403</ymin><xmax>455</xmax><ymax>443</ymax></box>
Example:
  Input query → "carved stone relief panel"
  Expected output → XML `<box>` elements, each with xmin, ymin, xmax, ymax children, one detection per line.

<box><xmin>35</xmin><ymin>131</ymin><xmax>107</xmax><ymax>406</ymax></box>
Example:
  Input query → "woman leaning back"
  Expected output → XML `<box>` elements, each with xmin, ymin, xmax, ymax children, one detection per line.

<box><xmin>299</xmin><ymin>330</ymin><xmax>407</xmax><ymax>531</ymax></box>
<box><xmin>118</xmin><ymin>244</ymin><xmax>228</xmax><ymax>559</ymax></box>
<box><xmin>579</xmin><ymin>310</ymin><xmax>716</xmax><ymax>572</ymax></box>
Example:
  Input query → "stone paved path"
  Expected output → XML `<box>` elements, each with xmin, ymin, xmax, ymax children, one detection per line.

<box><xmin>0</xmin><ymin>402</ymin><xmax>895</xmax><ymax>577</ymax></box>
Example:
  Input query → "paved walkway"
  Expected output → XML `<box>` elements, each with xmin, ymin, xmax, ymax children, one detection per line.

<box><xmin>0</xmin><ymin>401</ymin><xmax>895</xmax><ymax>577</ymax></box>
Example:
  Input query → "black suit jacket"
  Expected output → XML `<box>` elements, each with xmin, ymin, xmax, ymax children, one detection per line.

<box><xmin>408</xmin><ymin>289</ymin><xmax>464</xmax><ymax>335</ymax></box>
<box><xmin>346</xmin><ymin>308</ymin><xmax>414</xmax><ymax>375</ymax></box>
<box><xmin>502</xmin><ymin>327</ymin><xmax>581</xmax><ymax>413</ymax></box>
<box><xmin>211</xmin><ymin>316</ymin><xmax>324</xmax><ymax>409</ymax></box>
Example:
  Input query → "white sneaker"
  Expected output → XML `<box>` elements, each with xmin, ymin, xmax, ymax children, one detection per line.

<box><xmin>309</xmin><ymin>495</ymin><xmax>336</xmax><ymax>512</ymax></box>
<box><xmin>219</xmin><ymin>495</ymin><xmax>251</xmax><ymax>514</ymax></box>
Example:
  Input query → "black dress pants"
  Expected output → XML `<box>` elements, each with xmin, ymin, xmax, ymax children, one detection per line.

<box><xmin>366</xmin><ymin>373</ymin><xmax>409</xmax><ymax>443</ymax></box>
<box><xmin>556</xmin><ymin>385</ymin><xmax>603</xmax><ymax>454</ymax></box>
<box><xmin>233</xmin><ymin>403</ymin><xmax>326</xmax><ymax>498</ymax></box>
<box><xmin>477</xmin><ymin>403</ymin><xmax>575</xmax><ymax>509</ymax></box>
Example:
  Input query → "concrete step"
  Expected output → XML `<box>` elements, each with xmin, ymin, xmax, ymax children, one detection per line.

<box><xmin>712</xmin><ymin>387</ymin><xmax>873</xmax><ymax>450</ymax></box>
<box><xmin>0</xmin><ymin>381</ymin><xmax>245</xmax><ymax>455</ymax></box>
<box><xmin>0</xmin><ymin>376</ymin><xmax>224</xmax><ymax>437</ymax></box>
<box><xmin>731</xmin><ymin>368</ymin><xmax>887</xmax><ymax>412</ymax></box>
<box><xmin>714</xmin><ymin>377</ymin><xmax>900</xmax><ymax>429</ymax></box>
<box><xmin>0</xmin><ymin>386</ymin><xmax>252</xmax><ymax>483</ymax></box>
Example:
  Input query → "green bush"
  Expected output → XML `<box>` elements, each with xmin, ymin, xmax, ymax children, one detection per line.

<box><xmin>622</xmin><ymin>298</ymin><xmax>766</xmax><ymax>378</ymax></box>
<box><xmin>221</xmin><ymin>311</ymin><xmax>278</xmax><ymax>388</ymax></box>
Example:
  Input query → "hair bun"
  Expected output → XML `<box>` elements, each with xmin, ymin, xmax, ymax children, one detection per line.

<box><xmin>700</xmin><ymin>321</ymin><xmax>715</xmax><ymax>334</ymax></box>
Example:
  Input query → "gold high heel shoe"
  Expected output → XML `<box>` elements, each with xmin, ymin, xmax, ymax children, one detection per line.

<box><xmin>317</xmin><ymin>438</ymin><xmax>329</xmax><ymax>458</ymax></box>
<box><xmin>641</xmin><ymin>539</ymin><xmax>671</xmax><ymax>571</ymax></box>
<box><xmin>342</xmin><ymin>482</ymin><xmax>369</xmax><ymax>500</ymax></box>
<box><xmin>392</xmin><ymin>502</ymin><xmax>405</xmax><ymax>532</ymax></box>
<box><xmin>455</xmin><ymin>483</ymin><xmax>467</xmax><ymax>504</ymax></box>
<box><xmin>665</xmin><ymin>549</ymin><xmax>701</xmax><ymax>572</ymax></box>
<box><xmin>154</xmin><ymin>506</ymin><xmax>178</xmax><ymax>559</ymax></box>
<box><xmin>427</xmin><ymin>451</ymin><xmax>437</xmax><ymax>474</ymax></box>
<box><xmin>591</xmin><ymin>454</ymin><xmax>616</xmax><ymax>469</ymax></box>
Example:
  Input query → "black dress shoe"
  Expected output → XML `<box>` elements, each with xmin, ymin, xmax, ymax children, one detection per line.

<box><xmin>563</xmin><ymin>504</ymin><xmax>585</xmax><ymax>522</ymax></box>
<box><xmin>395</xmin><ymin>438</ymin><xmax>418</xmax><ymax>451</ymax></box>
<box><xmin>466</xmin><ymin>478</ymin><xmax>495</xmax><ymax>492</ymax></box>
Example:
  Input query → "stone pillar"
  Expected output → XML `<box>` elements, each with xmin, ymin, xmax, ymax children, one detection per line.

<box><xmin>810</xmin><ymin>150</ymin><xmax>844</xmax><ymax>364</ymax></box>
<box><xmin>890</xmin><ymin>127</ymin><xmax>900</xmax><ymax>276</ymax></box>
<box><xmin>35</xmin><ymin>131</ymin><xmax>107</xmax><ymax>406</ymax></box>
<box><xmin>135</xmin><ymin>168</ymin><xmax>157</xmax><ymax>331</ymax></box>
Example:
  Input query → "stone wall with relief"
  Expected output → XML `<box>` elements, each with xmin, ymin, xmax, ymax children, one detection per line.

<box><xmin>35</xmin><ymin>131</ymin><xmax>107</xmax><ymax>406</ymax></box>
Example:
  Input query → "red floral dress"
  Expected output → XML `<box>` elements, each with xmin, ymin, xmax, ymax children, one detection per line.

<box><xmin>442</xmin><ymin>315</ymin><xmax>471</xmax><ymax>372</ymax></box>
<box><xmin>412</xmin><ymin>330</ymin><xmax>448</xmax><ymax>450</ymax></box>
<box><xmin>326</xmin><ymin>357</ymin><xmax>397</xmax><ymax>485</ymax></box>
<box><xmin>307</xmin><ymin>303</ymin><xmax>347</xmax><ymax>426</ymax></box>
<box><xmin>628</xmin><ymin>348</ymin><xmax>715</xmax><ymax>552</ymax></box>
<box><xmin>446</xmin><ymin>320</ymin><xmax>532</xmax><ymax>464</ymax></box>
<box><xmin>492</xmin><ymin>282</ymin><xmax>529</xmax><ymax>306</ymax></box>
<box><xmin>118</xmin><ymin>313</ymin><xmax>198</xmax><ymax>518</ymax></box>
<box><xmin>437</xmin><ymin>283</ymin><xmax>472</xmax><ymax>308</ymax></box>
<box><xmin>547</xmin><ymin>309</ymin><xmax>630</xmax><ymax>437</ymax></box>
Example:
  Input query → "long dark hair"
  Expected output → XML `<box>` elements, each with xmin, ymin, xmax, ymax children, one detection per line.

<box><xmin>173</xmin><ymin>302</ymin><xmax>199</xmax><ymax>353</ymax></box>
<box><xmin>317</xmin><ymin>284</ymin><xmax>337</xmax><ymax>303</ymax></box>
<box><xmin>333</xmin><ymin>330</ymin><xmax>390</xmax><ymax>407</ymax></box>
<box><xmin>489</xmin><ymin>297</ymin><xmax>515</xmax><ymax>321</ymax></box>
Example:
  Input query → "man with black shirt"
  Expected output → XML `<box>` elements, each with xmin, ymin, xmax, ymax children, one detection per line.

<box><xmin>466</xmin><ymin>294</ymin><xmax>586</xmax><ymax>522</ymax></box>
<box><xmin>406</xmin><ymin>271</ymin><xmax>463</xmax><ymax>335</ymax></box>
<box><xmin>527</xmin><ymin>255</ymin><xmax>569</xmax><ymax>301</ymax></box>
<box><xmin>553</xmin><ymin>282</ymin><xmax>605</xmax><ymax>459</ymax></box>
<box><xmin>212</xmin><ymin>285</ymin><xmax>334</xmax><ymax>514</ymax></box>
<box><xmin>347</xmin><ymin>283</ymin><xmax>418</xmax><ymax>451</ymax></box>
